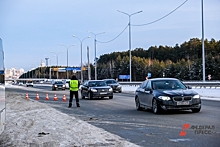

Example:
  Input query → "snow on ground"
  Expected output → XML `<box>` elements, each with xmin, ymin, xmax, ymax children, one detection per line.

<box><xmin>0</xmin><ymin>91</ymin><xmax>139</xmax><ymax>147</ymax></box>
<box><xmin>1</xmin><ymin>84</ymin><xmax>219</xmax><ymax>147</ymax></box>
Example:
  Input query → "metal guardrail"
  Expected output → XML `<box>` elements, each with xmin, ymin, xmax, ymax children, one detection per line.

<box><xmin>119</xmin><ymin>81</ymin><xmax>220</xmax><ymax>88</ymax></box>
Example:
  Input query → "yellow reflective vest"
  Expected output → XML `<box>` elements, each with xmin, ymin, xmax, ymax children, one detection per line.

<box><xmin>70</xmin><ymin>80</ymin><xmax>78</xmax><ymax>91</ymax></box>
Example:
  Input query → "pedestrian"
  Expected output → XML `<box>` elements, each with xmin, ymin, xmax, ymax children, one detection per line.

<box><xmin>69</xmin><ymin>74</ymin><xmax>80</xmax><ymax>107</ymax></box>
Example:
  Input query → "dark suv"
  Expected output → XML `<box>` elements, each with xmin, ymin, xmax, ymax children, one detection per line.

<box><xmin>103</xmin><ymin>79</ymin><xmax>122</xmax><ymax>93</ymax></box>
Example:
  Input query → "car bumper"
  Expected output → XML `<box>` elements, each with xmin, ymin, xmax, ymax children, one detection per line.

<box><xmin>92</xmin><ymin>92</ymin><xmax>113</xmax><ymax>98</ymax></box>
<box><xmin>158</xmin><ymin>99</ymin><xmax>201</xmax><ymax>110</ymax></box>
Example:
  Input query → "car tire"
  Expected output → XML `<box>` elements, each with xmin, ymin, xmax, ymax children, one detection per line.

<box><xmin>119</xmin><ymin>91</ymin><xmax>122</xmax><ymax>93</ymax></box>
<box><xmin>152</xmin><ymin>99</ymin><xmax>161</xmax><ymax>114</ymax></box>
<box><xmin>109</xmin><ymin>96</ymin><xmax>113</xmax><ymax>99</ymax></box>
<box><xmin>88</xmin><ymin>92</ymin><xmax>93</xmax><ymax>99</ymax></box>
<box><xmin>135</xmin><ymin>97</ymin><xmax>143</xmax><ymax>111</ymax></box>
<box><xmin>191</xmin><ymin>108</ymin><xmax>201</xmax><ymax>113</ymax></box>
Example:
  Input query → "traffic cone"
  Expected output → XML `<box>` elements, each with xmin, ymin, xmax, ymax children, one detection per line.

<box><xmin>45</xmin><ymin>93</ymin><xmax>49</xmax><ymax>100</ymax></box>
<box><xmin>25</xmin><ymin>93</ymin><xmax>29</xmax><ymax>100</ymax></box>
<box><xmin>36</xmin><ymin>93</ymin><xmax>40</xmax><ymax>100</ymax></box>
<box><xmin>62</xmin><ymin>95</ymin><xmax>67</xmax><ymax>102</ymax></box>
<box><xmin>53</xmin><ymin>94</ymin><xmax>58</xmax><ymax>101</ymax></box>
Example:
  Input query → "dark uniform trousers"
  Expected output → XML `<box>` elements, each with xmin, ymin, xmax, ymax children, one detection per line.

<box><xmin>69</xmin><ymin>90</ymin><xmax>79</xmax><ymax>107</ymax></box>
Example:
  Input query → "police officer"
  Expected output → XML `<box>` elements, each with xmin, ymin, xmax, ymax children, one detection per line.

<box><xmin>69</xmin><ymin>74</ymin><xmax>80</xmax><ymax>107</ymax></box>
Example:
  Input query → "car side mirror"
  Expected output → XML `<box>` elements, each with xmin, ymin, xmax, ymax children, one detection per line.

<box><xmin>187</xmin><ymin>85</ymin><xmax>192</xmax><ymax>89</ymax></box>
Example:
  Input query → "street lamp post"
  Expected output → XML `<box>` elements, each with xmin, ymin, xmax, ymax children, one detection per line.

<box><xmin>60</xmin><ymin>44</ymin><xmax>75</xmax><ymax>79</ymax></box>
<box><xmin>89</xmin><ymin>31</ymin><xmax>105</xmax><ymax>80</ymax></box>
<box><xmin>51</xmin><ymin>51</ymin><xmax>63</xmax><ymax>79</ymax></box>
<box><xmin>72</xmin><ymin>35</ymin><xmax>91</xmax><ymax>82</ymax></box>
<box><xmin>118</xmin><ymin>10</ymin><xmax>142</xmax><ymax>82</ymax></box>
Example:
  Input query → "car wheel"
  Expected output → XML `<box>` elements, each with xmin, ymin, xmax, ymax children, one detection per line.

<box><xmin>109</xmin><ymin>96</ymin><xmax>113</xmax><ymax>99</ymax></box>
<box><xmin>152</xmin><ymin>99</ymin><xmax>161</xmax><ymax>114</ymax></box>
<box><xmin>119</xmin><ymin>91</ymin><xmax>122</xmax><ymax>93</ymax></box>
<box><xmin>191</xmin><ymin>108</ymin><xmax>201</xmax><ymax>113</ymax></box>
<box><xmin>135</xmin><ymin>97</ymin><xmax>143</xmax><ymax>111</ymax></box>
<box><xmin>88</xmin><ymin>92</ymin><xmax>93</xmax><ymax>99</ymax></box>
<box><xmin>81</xmin><ymin>91</ymin><xmax>85</xmax><ymax>99</ymax></box>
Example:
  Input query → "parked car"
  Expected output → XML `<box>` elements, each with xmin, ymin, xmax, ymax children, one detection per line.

<box><xmin>103</xmin><ymin>79</ymin><xmax>122</xmax><ymax>93</ymax></box>
<box><xmin>26</xmin><ymin>81</ymin><xmax>33</xmax><ymax>87</ymax></box>
<box><xmin>81</xmin><ymin>80</ymin><xmax>113</xmax><ymax>99</ymax></box>
<box><xmin>52</xmin><ymin>81</ymin><xmax>66</xmax><ymax>90</ymax></box>
<box><xmin>18</xmin><ymin>82</ymin><xmax>23</xmax><ymax>86</ymax></box>
<box><xmin>65</xmin><ymin>80</ymin><xmax>70</xmax><ymax>89</ymax></box>
<box><xmin>135</xmin><ymin>78</ymin><xmax>201</xmax><ymax>114</ymax></box>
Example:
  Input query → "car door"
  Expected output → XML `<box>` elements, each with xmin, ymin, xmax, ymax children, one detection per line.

<box><xmin>81</xmin><ymin>81</ymin><xmax>88</xmax><ymax>97</ymax></box>
<box><xmin>144</xmin><ymin>81</ymin><xmax>154</xmax><ymax>107</ymax></box>
<box><xmin>138</xmin><ymin>80</ymin><xmax>148</xmax><ymax>106</ymax></box>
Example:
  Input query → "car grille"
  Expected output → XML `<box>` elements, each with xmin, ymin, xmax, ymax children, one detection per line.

<box><xmin>98</xmin><ymin>89</ymin><xmax>108</xmax><ymax>92</ymax></box>
<box><xmin>173</xmin><ymin>96</ymin><xmax>192</xmax><ymax>101</ymax></box>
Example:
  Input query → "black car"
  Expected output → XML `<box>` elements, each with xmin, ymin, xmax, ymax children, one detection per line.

<box><xmin>81</xmin><ymin>80</ymin><xmax>113</xmax><ymax>99</ymax></box>
<box><xmin>135</xmin><ymin>78</ymin><xmax>201</xmax><ymax>114</ymax></box>
<box><xmin>103</xmin><ymin>79</ymin><xmax>122</xmax><ymax>93</ymax></box>
<box><xmin>52</xmin><ymin>81</ymin><xmax>66</xmax><ymax>90</ymax></box>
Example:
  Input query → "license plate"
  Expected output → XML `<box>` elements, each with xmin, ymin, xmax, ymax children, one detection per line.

<box><xmin>100</xmin><ymin>92</ymin><xmax>107</xmax><ymax>95</ymax></box>
<box><xmin>177</xmin><ymin>101</ymin><xmax>189</xmax><ymax>105</ymax></box>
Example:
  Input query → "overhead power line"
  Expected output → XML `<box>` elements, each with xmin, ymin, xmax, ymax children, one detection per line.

<box><xmin>132</xmin><ymin>0</ymin><xmax>188</xmax><ymax>26</ymax></box>
<box><xmin>97</xmin><ymin>24</ymin><xmax>129</xmax><ymax>43</ymax></box>
<box><xmin>97</xmin><ymin>0</ymin><xmax>188</xmax><ymax>44</ymax></box>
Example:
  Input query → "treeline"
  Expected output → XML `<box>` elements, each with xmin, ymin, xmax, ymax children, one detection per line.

<box><xmin>96</xmin><ymin>38</ymin><xmax>220</xmax><ymax>81</ymax></box>
<box><xmin>21</xmin><ymin>38</ymin><xmax>220</xmax><ymax>81</ymax></box>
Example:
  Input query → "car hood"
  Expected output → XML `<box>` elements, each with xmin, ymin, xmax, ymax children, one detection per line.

<box><xmin>155</xmin><ymin>89</ymin><xmax>198</xmax><ymax>97</ymax></box>
<box><xmin>107</xmin><ymin>83</ymin><xmax>119</xmax><ymax>86</ymax></box>
<box><xmin>90</xmin><ymin>86</ymin><xmax>111</xmax><ymax>89</ymax></box>
<box><xmin>54</xmin><ymin>84</ymin><xmax>64</xmax><ymax>86</ymax></box>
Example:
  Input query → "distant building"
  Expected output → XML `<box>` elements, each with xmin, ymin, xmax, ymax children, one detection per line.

<box><xmin>5</xmin><ymin>68</ymin><xmax>25</xmax><ymax>80</ymax></box>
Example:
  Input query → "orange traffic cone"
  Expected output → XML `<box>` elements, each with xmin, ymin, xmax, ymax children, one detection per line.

<box><xmin>25</xmin><ymin>93</ymin><xmax>29</xmax><ymax>100</ymax></box>
<box><xmin>62</xmin><ymin>95</ymin><xmax>67</xmax><ymax>102</ymax></box>
<box><xmin>36</xmin><ymin>93</ymin><xmax>40</xmax><ymax>100</ymax></box>
<box><xmin>45</xmin><ymin>93</ymin><xmax>49</xmax><ymax>100</ymax></box>
<box><xmin>53</xmin><ymin>94</ymin><xmax>58</xmax><ymax>101</ymax></box>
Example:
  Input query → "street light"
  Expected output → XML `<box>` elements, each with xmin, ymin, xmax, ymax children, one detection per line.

<box><xmin>89</xmin><ymin>31</ymin><xmax>105</xmax><ymax>80</ymax></box>
<box><xmin>118</xmin><ymin>10</ymin><xmax>142</xmax><ymax>82</ymax></box>
<box><xmin>50</xmin><ymin>51</ymin><xmax>63</xmax><ymax>79</ymax></box>
<box><xmin>72</xmin><ymin>35</ymin><xmax>91</xmax><ymax>82</ymax></box>
<box><xmin>60</xmin><ymin>44</ymin><xmax>75</xmax><ymax>79</ymax></box>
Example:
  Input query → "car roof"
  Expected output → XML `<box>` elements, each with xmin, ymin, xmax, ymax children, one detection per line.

<box><xmin>149</xmin><ymin>78</ymin><xmax>179</xmax><ymax>81</ymax></box>
<box><xmin>103</xmin><ymin>79</ymin><xmax>116</xmax><ymax>81</ymax></box>
<box><xmin>87</xmin><ymin>80</ymin><xmax>104</xmax><ymax>82</ymax></box>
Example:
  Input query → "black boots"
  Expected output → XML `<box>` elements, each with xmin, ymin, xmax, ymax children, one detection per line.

<box><xmin>68</xmin><ymin>103</ymin><xmax>80</xmax><ymax>107</ymax></box>
<box><xmin>68</xmin><ymin>103</ymin><xmax>72</xmax><ymax>108</ymax></box>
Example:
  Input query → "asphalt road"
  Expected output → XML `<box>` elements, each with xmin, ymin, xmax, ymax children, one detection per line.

<box><xmin>6</xmin><ymin>84</ymin><xmax>220</xmax><ymax>147</ymax></box>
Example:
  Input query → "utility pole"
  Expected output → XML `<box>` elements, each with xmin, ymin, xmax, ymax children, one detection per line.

<box><xmin>87</xmin><ymin>46</ymin><xmax>91</xmax><ymax>80</ymax></box>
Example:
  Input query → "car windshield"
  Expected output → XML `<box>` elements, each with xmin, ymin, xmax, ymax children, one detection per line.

<box><xmin>105</xmin><ymin>80</ymin><xmax>117</xmax><ymax>84</ymax></box>
<box><xmin>55</xmin><ymin>81</ymin><xmax>63</xmax><ymax>84</ymax></box>
<box><xmin>152</xmin><ymin>80</ymin><xmax>186</xmax><ymax>90</ymax></box>
<box><xmin>88</xmin><ymin>81</ymin><xmax>107</xmax><ymax>87</ymax></box>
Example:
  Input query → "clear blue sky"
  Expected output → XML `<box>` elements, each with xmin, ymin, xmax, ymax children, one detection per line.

<box><xmin>0</xmin><ymin>0</ymin><xmax>219</xmax><ymax>71</ymax></box>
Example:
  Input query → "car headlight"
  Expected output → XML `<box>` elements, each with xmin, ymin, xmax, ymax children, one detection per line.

<box><xmin>109</xmin><ymin>88</ymin><xmax>113</xmax><ymax>91</ymax></box>
<box><xmin>62</xmin><ymin>85</ymin><xmax>65</xmax><ymax>87</ymax></box>
<box><xmin>55</xmin><ymin>85</ymin><xmax>57</xmax><ymax>87</ymax></box>
<box><xmin>193</xmin><ymin>94</ymin><xmax>200</xmax><ymax>99</ymax></box>
<box><xmin>118</xmin><ymin>85</ymin><xmax>122</xmax><ymax>88</ymax></box>
<box><xmin>91</xmin><ymin>88</ymin><xmax>97</xmax><ymax>92</ymax></box>
<box><xmin>158</xmin><ymin>96</ymin><xmax>171</xmax><ymax>100</ymax></box>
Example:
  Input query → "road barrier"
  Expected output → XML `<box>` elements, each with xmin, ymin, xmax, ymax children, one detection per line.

<box><xmin>119</xmin><ymin>81</ymin><xmax>220</xmax><ymax>88</ymax></box>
